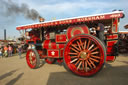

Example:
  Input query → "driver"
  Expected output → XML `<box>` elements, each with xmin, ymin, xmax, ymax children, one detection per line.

<box><xmin>93</xmin><ymin>22</ymin><xmax>105</xmax><ymax>45</ymax></box>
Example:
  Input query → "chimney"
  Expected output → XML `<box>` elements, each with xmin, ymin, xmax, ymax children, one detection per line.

<box><xmin>4</xmin><ymin>29</ymin><xmax>6</xmax><ymax>40</ymax></box>
<box><xmin>39</xmin><ymin>16</ymin><xmax>45</xmax><ymax>22</ymax></box>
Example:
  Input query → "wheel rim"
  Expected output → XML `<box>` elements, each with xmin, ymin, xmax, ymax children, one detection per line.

<box><xmin>26</xmin><ymin>50</ymin><xmax>37</xmax><ymax>68</ymax></box>
<box><xmin>45</xmin><ymin>58</ymin><xmax>55</xmax><ymax>64</ymax></box>
<box><xmin>64</xmin><ymin>35</ymin><xmax>105</xmax><ymax>76</ymax></box>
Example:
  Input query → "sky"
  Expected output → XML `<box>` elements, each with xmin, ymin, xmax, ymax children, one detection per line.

<box><xmin>0</xmin><ymin>0</ymin><xmax>128</xmax><ymax>39</ymax></box>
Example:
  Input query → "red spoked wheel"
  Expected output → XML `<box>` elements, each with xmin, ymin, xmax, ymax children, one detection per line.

<box><xmin>45</xmin><ymin>58</ymin><xmax>56</xmax><ymax>64</ymax></box>
<box><xmin>63</xmin><ymin>34</ymin><xmax>106</xmax><ymax>77</ymax></box>
<box><xmin>26</xmin><ymin>49</ymin><xmax>40</xmax><ymax>69</ymax></box>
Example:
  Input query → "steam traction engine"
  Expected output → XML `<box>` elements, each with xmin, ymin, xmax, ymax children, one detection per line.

<box><xmin>16</xmin><ymin>11</ymin><xmax>124</xmax><ymax>77</ymax></box>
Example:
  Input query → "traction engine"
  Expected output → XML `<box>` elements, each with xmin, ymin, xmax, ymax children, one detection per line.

<box><xmin>16</xmin><ymin>11</ymin><xmax>124</xmax><ymax>77</ymax></box>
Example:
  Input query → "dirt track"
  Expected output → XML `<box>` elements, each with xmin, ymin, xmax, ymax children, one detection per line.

<box><xmin>0</xmin><ymin>54</ymin><xmax>128</xmax><ymax>85</ymax></box>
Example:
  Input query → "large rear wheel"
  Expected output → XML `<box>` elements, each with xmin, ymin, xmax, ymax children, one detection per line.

<box><xmin>63</xmin><ymin>34</ymin><xmax>106</xmax><ymax>77</ymax></box>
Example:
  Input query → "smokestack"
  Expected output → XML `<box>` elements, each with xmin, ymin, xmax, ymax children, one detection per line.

<box><xmin>4</xmin><ymin>29</ymin><xmax>6</xmax><ymax>40</ymax></box>
<box><xmin>39</xmin><ymin>16</ymin><xmax>45</xmax><ymax>22</ymax></box>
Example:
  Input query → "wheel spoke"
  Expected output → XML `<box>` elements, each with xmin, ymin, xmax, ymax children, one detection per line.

<box><xmin>90</xmin><ymin>58</ymin><xmax>99</xmax><ymax>63</ymax></box>
<box><xmin>75</xmin><ymin>59</ymin><xmax>80</xmax><ymax>65</ymax></box>
<box><xmin>29</xmin><ymin>52</ymin><xmax>32</xmax><ymax>57</ymax></box>
<box><xmin>87</xmin><ymin>60</ymin><xmax>92</xmax><ymax>69</ymax></box>
<box><xmin>71</xmin><ymin>47</ymin><xmax>79</xmax><ymax>53</ymax></box>
<box><xmin>89</xmin><ymin>59</ymin><xmax>96</xmax><ymax>68</ymax></box>
<box><xmin>31</xmin><ymin>52</ymin><xmax>34</xmax><ymax>56</ymax></box>
<box><xmin>71</xmin><ymin>44</ymin><xmax>80</xmax><ymax>51</ymax></box>
<box><xmin>70</xmin><ymin>58</ymin><xmax>78</xmax><ymax>63</ymax></box>
<box><xmin>77</xmin><ymin>41</ymin><xmax>82</xmax><ymax>51</ymax></box>
<box><xmin>79</xmin><ymin>39</ymin><xmax>84</xmax><ymax>50</ymax></box>
<box><xmin>72</xmin><ymin>44</ymin><xmax>77</xmax><ymax>46</ymax></box>
<box><xmin>68</xmin><ymin>52</ymin><xmax>78</xmax><ymax>55</ymax></box>
<box><xmin>30</xmin><ymin>61</ymin><xmax>32</xmax><ymax>64</ymax></box>
<box><xmin>32</xmin><ymin>57</ymin><xmax>35</xmax><ymax>61</ymax></box>
<box><xmin>32</xmin><ymin>59</ymin><xmax>36</xmax><ymax>64</ymax></box>
<box><xmin>29</xmin><ymin>55</ymin><xmax>32</xmax><ymax>60</ymax></box>
<box><xmin>88</xmin><ymin>44</ymin><xmax>94</xmax><ymax>51</ymax></box>
<box><xmin>90</xmin><ymin>47</ymin><xmax>99</xmax><ymax>52</ymax></box>
<box><xmin>29</xmin><ymin>52</ymin><xmax>32</xmax><ymax>61</ymax></box>
<box><xmin>91</xmin><ymin>51</ymin><xmax>99</xmax><ymax>55</ymax></box>
<box><xmin>87</xmin><ymin>39</ymin><xmax>91</xmax><ymax>49</ymax></box>
<box><xmin>83</xmin><ymin>40</ymin><xmax>87</xmax><ymax>50</ymax></box>
<box><xmin>70</xmin><ymin>56</ymin><xmax>78</xmax><ymax>58</ymax></box>
<box><xmin>91</xmin><ymin>55</ymin><xmax>101</xmax><ymax>59</ymax></box>
<box><xmin>77</xmin><ymin>61</ymin><xmax>82</xmax><ymax>70</ymax></box>
<box><xmin>82</xmin><ymin>60</ymin><xmax>85</xmax><ymax>70</ymax></box>
<box><xmin>85</xmin><ymin>61</ymin><xmax>88</xmax><ymax>72</ymax></box>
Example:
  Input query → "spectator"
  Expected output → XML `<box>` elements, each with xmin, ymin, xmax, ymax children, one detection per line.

<box><xmin>8</xmin><ymin>45</ymin><xmax>13</xmax><ymax>57</ymax></box>
<box><xmin>17</xmin><ymin>45</ymin><xmax>22</xmax><ymax>59</ymax></box>
<box><xmin>28</xmin><ymin>44</ymin><xmax>32</xmax><ymax>50</ymax></box>
<box><xmin>32</xmin><ymin>44</ymin><xmax>35</xmax><ymax>49</ymax></box>
<box><xmin>0</xmin><ymin>48</ymin><xmax>2</xmax><ymax>58</ymax></box>
<box><xmin>1</xmin><ymin>46</ymin><xmax>4</xmax><ymax>58</ymax></box>
<box><xmin>4</xmin><ymin>45</ymin><xmax>8</xmax><ymax>57</ymax></box>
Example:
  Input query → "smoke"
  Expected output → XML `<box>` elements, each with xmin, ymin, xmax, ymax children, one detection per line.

<box><xmin>0</xmin><ymin>0</ymin><xmax>41</xmax><ymax>20</ymax></box>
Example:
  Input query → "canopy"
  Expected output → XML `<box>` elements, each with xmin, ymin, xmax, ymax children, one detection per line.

<box><xmin>16</xmin><ymin>11</ymin><xmax>124</xmax><ymax>30</ymax></box>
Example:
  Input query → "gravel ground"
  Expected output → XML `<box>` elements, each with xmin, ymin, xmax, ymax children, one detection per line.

<box><xmin>0</xmin><ymin>53</ymin><xmax>128</xmax><ymax>85</ymax></box>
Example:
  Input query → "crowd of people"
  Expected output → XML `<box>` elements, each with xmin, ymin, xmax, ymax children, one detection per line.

<box><xmin>0</xmin><ymin>45</ymin><xmax>13</xmax><ymax>58</ymax></box>
<box><xmin>0</xmin><ymin>44</ymin><xmax>26</xmax><ymax>58</ymax></box>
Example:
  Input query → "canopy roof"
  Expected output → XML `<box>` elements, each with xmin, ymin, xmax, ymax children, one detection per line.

<box><xmin>16</xmin><ymin>11</ymin><xmax>124</xmax><ymax>30</ymax></box>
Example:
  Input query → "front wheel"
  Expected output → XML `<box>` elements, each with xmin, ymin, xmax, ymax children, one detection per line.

<box><xmin>63</xmin><ymin>34</ymin><xmax>106</xmax><ymax>77</ymax></box>
<box><xmin>26</xmin><ymin>49</ymin><xmax>40</xmax><ymax>69</ymax></box>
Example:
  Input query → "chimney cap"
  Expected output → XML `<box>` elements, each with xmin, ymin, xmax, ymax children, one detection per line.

<box><xmin>39</xmin><ymin>16</ymin><xmax>45</xmax><ymax>22</ymax></box>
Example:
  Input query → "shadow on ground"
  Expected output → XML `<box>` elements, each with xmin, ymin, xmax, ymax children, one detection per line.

<box><xmin>0</xmin><ymin>69</ymin><xmax>24</xmax><ymax>85</ymax></box>
<box><xmin>5</xmin><ymin>73</ymin><xmax>24</xmax><ymax>85</ymax></box>
<box><xmin>47</xmin><ymin>64</ymin><xmax>128</xmax><ymax>85</ymax></box>
<box><xmin>116</xmin><ymin>60</ymin><xmax>128</xmax><ymax>64</ymax></box>
<box><xmin>0</xmin><ymin>69</ymin><xmax>18</xmax><ymax>80</ymax></box>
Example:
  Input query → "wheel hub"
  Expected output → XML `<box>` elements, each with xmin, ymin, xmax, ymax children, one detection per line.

<box><xmin>80</xmin><ymin>52</ymin><xmax>87</xmax><ymax>59</ymax></box>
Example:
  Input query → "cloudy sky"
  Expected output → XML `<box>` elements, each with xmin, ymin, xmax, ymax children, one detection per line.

<box><xmin>0</xmin><ymin>0</ymin><xmax>128</xmax><ymax>39</ymax></box>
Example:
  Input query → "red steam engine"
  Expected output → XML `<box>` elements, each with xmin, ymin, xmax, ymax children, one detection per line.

<box><xmin>16</xmin><ymin>11</ymin><xmax>124</xmax><ymax>77</ymax></box>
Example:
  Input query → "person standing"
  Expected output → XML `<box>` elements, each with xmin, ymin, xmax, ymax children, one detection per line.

<box><xmin>0</xmin><ymin>48</ymin><xmax>2</xmax><ymax>58</ymax></box>
<box><xmin>4</xmin><ymin>45</ymin><xmax>8</xmax><ymax>57</ymax></box>
<box><xmin>8</xmin><ymin>45</ymin><xmax>13</xmax><ymax>57</ymax></box>
<box><xmin>1</xmin><ymin>46</ymin><xmax>4</xmax><ymax>58</ymax></box>
<box><xmin>95</xmin><ymin>23</ymin><xmax>105</xmax><ymax>45</ymax></box>
<box><xmin>32</xmin><ymin>44</ymin><xmax>35</xmax><ymax>49</ymax></box>
<box><xmin>28</xmin><ymin>44</ymin><xmax>32</xmax><ymax>50</ymax></box>
<box><xmin>17</xmin><ymin>45</ymin><xmax>22</xmax><ymax>59</ymax></box>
